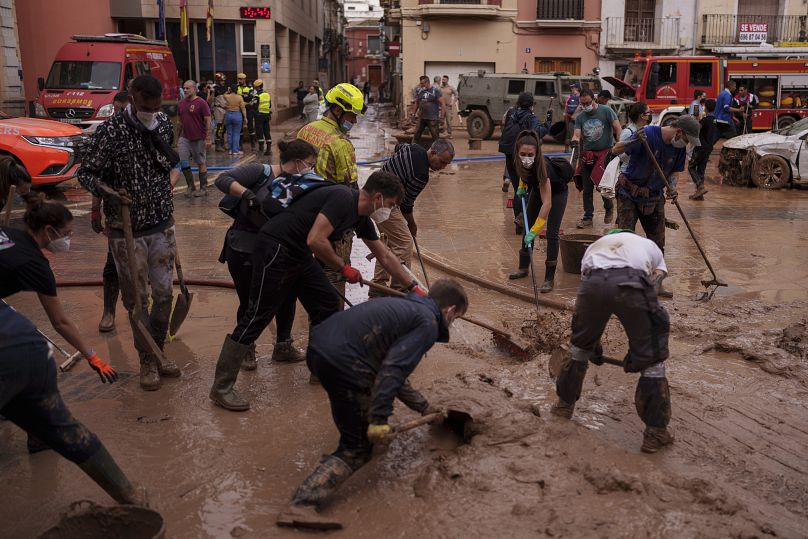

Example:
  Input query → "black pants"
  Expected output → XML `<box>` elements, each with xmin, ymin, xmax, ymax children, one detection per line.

<box><xmin>414</xmin><ymin>119</ymin><xmax>439</xmax><ymax>146</ymax></box>
<box><xmin>230</xmin><ymin>236</ymin><xmax>340</xmax><ymax>346</ymax></box>
<box><xmin>519</xmin><ymin>186</ymin><xmax>568</xmax><ymax>265</ymax></box>
<box><xmin>688</xmin><ymin>147</ymin><xmax>711</xmax><ymax>189</ymax></box>
<box><xmin>102</xmin><ymin>247</ymin><xmax>118</xmax><ymax>290</ymax></box>
<box><xmin>254</xmin><ymin>112</ymin><xmax>271</xmax><ymax>143</ymax></box>
<box><xmin>307</xmin><ymin>355</ymin><xmax>373</xmax><ymax>470</ymax></box>
<box><xmin>245</xmin><ymin>109</ymin><xmax>255</xmax><ymax>139</ymax></box>
<box><xmin>225</xmin><ymin>245</ymin><xmax>296</xmax><ymax>342</ymax></box>
<box><xmin>0</xmin><ymin>340</ymin><xmax>101</xmax><ymax>463</ymax></box>
<box><xmin>582</xmin><ymin>161</ymin><xmax>613</xmax><ymax>220</ymax></box>
<box><xmin>716</xmin><ymin>121</ymin><xmax>736</xmax><ymax>140</ymax></box>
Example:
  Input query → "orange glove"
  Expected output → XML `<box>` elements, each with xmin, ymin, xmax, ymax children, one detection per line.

<box><xmin>87</xmin><ymin>352</ymin><xmax>118</xmax><ymax>384</ymax></box>
<box><xmin>341</xmin><ymin>264</ymin><xmax>363</xmax><ymax>284</ymax></box>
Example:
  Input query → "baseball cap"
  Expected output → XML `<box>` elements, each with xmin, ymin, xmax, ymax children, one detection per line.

<box><xmin>570</xmin><ymin>83</ymin><xmax>580</xmax><ymax>89</ymax></box>
<box><xmin>673</xmin><ymin>115</ymin><xmax>701</xmax><ymax>147</ymax></box>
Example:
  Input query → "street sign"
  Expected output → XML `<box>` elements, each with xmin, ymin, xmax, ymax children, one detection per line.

<box><xmin>739</xmin><ymin>22</ymin><xmax>768</xmax><ymax>43</ymax></box>
<box><xmin>387</xmin><ymin>41</ymin><xmax>400</xmax><ymax>57</ymax></box>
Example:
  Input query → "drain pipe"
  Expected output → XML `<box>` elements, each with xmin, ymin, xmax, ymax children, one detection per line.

<box><xmin>692</xmin><ymin>0</ymin><xmax>700</xmax><ymax>55</ymax></box>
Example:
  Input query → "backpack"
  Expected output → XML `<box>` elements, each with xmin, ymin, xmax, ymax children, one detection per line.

<box><xmin>546</xmin><ymin>156</ymin><xmax>574</xmax><ymax>184</ymax></box>
<box><xmin>499</xmin><ymin>109</ymin><xmax>534</xmax><ymax>154</ymax></box>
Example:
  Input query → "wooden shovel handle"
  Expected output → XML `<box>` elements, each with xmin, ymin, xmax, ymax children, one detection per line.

<box><xmin>392</xmin><ymin>412</ymin><xmax>444</xmax><ymax>435</ymax></box>
<box><xmin>174</xmin><ymin>247</ymin><xmax>189</xmax><ymax>296</ymax></box>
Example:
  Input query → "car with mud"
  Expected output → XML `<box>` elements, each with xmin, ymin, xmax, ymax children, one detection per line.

<box><xmin>457</xmin><ymin>71</ymin><xmax>603</xmax><ymax>139</ymax></box>
<box><xmin>719</xmin><ymin>118</ymin><xmax>808</xmax><ymax>189</ymax></box>
<box><xmin>0</xmin><ymin>112</ymin><xmax>87</xmax><ymax>187</ymax></box>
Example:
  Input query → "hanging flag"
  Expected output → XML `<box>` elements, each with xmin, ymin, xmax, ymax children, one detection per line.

<box><xmin>156</xmin><ymin>0</ymin><xmax>166</xmax><ymax>40</ymax></box>
<box><xmin>206</xmin><ymin>0</ymin><xmax>214</xmax><ymax>42</ymax></box>
<box><xmin>180</xmin><ymin>0</ymin><xmax>188</xmax><ymax>41</ymax></box>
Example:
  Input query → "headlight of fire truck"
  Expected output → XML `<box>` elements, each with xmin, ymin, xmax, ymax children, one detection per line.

<box><xmin>96</xmin><ymin>104</ymin><xmax>115</xmax><ymax>119</ymax></box>
<box><xmin>34</xmin><ymin>102</ymin><xmax>47</xmax><ymax>118</ymax></box>
<box><xmin>22</xmin><ymin>135</ymin><xmax>78</xmax><ymax>148</ymax></box>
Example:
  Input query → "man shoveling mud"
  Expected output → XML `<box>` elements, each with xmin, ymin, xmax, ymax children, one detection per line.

<box><xmin>277</xmin><ymin>279</ymin><xmax>468</xmax><ymax>530</ymax></box>
<box><xmin>551</xmin><ymin>230</ymin><xmax>674</xmax><ymax>454</ymax></box>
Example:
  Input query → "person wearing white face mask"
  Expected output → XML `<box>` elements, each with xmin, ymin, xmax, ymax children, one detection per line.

<box><xmin>208</xmin><ymin>170</ymin><xmax>424</xmax><ymax>411</ymax></box>
<box><xmin>611</xmin><ymin>115</ymin><xmax>700</xmax><ymax>298</ymax></box>
<box><xmin>78</xmin><ymin>75</ymin><xmax>182</xmax><ymax>391</ymax></box>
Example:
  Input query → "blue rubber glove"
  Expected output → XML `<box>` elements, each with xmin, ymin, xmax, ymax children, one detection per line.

<box><xmin>515</xmin><ymin>186</ymin><xmax>527</xmax><ymax>199</ymax></box>
<box><xmin>524</xmin><ymin>230</ymin><xmax>537</xmax><ymax>248</ymax></box>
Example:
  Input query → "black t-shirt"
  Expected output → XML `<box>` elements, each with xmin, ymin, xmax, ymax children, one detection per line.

<box><xmin>0</xmin><ymin>226</ymin><xmax>57</xmax><ymax>349</ymax></box>
<box><xmin>699</xmin><ymin>115</ymin><xmax>718</xmax><ymax>150</ymax></box>
<box><xmin>261</xmin><ymin>184</ymin><xmax>379</xmax><ymax>260</ymax></box>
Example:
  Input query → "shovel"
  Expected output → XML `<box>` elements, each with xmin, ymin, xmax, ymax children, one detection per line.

<box><xmin>96</xmin><ymin>184</ymin><xmax>167</xmax><ymax>365</ymax></box>
<box><xmin>168</xmin><ymin>247</ymin><xmax>194</xmax><ymax>339</ymax></box>
<box><xmin>361</xmin><ymin>279</ymin><xmax>534</xmax><ymax>361</ymax></box>
<box><xmin>1</xmin><ymin>299</ymin><xmax>83</xmax><ymax>371</ymax></box>
<box><xmin>638</xmin><ymin>132</ymin><xmax>728</xmax><ymax>300</ymax></box>
<box><xmin>548</xmin><ymin>343</ymin><xmax>623</xmax><ymax>380</ymax></box>
<box><xmin>520</xmin><ymin>196</ymin><xmax>541</xmax><ymax>322</ymax></box>
<box><xmin>390</xmin><ymin>408</ymin><xmax>475</xmax><ymax>443</ymax></box>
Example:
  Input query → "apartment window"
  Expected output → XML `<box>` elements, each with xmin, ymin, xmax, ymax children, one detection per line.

<box><xmin>367</xmin><ymin>35</ymin><xmax>381</xmax><ymax>55</ymax></box>
<box><xmin>242</xmin><ymin>24</ymin><xmax>256</xmax><ymax>54</ymax></box>
<box><xmin>689</xmin><ymin>62</ymin><xmax>712</xmax><ymax>87</ymax></box>
<box><xmin>537</xmin><ymin>0</ymin><xmax>583</xmax><ymax>20</ymax></box>
<box><xmin>625</xmin><ymin>0</ymin><xmax>655</xmax><ymax>20</ymax></box>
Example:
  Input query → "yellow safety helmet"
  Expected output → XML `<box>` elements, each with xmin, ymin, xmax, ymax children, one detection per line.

<box><xmin>237</xmin><ymin>73</ymin><xmax>247</xmax><ymax>80</ymax></box>
<box><xmin>253</xmin><ymin>79</ymin><xmax>263</xmax><ymax>88</ymax></box>
<box><xmin>325</xmin><ymin>83</ymin><xmax>366</xmax><ymax>115</ymax></box>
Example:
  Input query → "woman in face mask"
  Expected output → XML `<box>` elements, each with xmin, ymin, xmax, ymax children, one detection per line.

<box><xmin>508</xmin><ymin>130</ymin><xmax>568</xmax><ymax>293</ymax></box>
<box><xmin>213</xmin><ymin>139</ymin><xmax>320</xmax><ymax>369</ymax></box>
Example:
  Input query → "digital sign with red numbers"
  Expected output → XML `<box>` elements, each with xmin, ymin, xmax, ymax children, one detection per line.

<box><xmin>240</xmin><ymin>7</ymin><xmax>271</xmax><ymax>19</ymax></box>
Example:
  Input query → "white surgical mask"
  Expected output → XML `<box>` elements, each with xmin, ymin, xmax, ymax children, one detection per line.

<box><xmin>370</xmin><ymin>201</ymin><xmax>391</xmax><ymax>224</ymax></box>
<box><xmin>295</xmin><ymin>161</ymin><xmax>314</xmax><ymax>176</ymax></box>
<box><xmin>582</xmin><ymin>104</ymin><xmax>594</xmax><ymax>113</ymax></box>
<box><xmin>46</xmin><ymin>228</ymin><xmax>71</xmax><ymax>253</ymax></box>
<box><xmin>520</xmin><ymin>156</ymin><xmax>535</xmax><ymax>168</ymax></box>
<box><xmin>672</xmin><ymin>137</ymin><xmax>687</xmax><ymax>148</ymax></box>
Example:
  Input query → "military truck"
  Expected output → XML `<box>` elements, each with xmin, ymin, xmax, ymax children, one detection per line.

<box><xmin>457</xmin><ymin>71</ymin><xmax>603</xmax><ymax>140</ymax></box>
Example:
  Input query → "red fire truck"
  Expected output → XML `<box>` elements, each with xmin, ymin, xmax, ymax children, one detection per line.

<box><xmin>604</xmin><ymin>53</ymin><xmax>808</xmax><ymax>131</ymax></box>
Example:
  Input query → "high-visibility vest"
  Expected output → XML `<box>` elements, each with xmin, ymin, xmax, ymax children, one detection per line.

<box><xmin>237</xmin><ymin>85</ymin><xmax>251</xmax><ymax>98</ymax></box>
<box><xmin>257</xmin><ymin>91</ymin><xmax>271</xmax><ymax>114</ymax></box>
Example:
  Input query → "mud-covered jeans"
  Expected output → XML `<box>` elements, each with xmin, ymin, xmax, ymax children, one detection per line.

<box><xmin>414</xmin><ymin>119</ymin><xmax>439</xmax><ymax>146</ymax></box>
<box><xmin>0</xmin><ymin>341</ymin><xmax>101</xmax><ymax>463</ymax></box>
<box><xmin>371</xmin><ymin>206</ymin><xmax>413</xmax><ymax>294</ymax></box>
<box><xmin>109</xmin><ymin>225</ymin><xmax>176</xmax><ymax>354</ymax></box>
<box><xmin>616</xmin><ymin>195</ymin><xmax>666</xmax><ymax>252</ymax></box>
<box><xmin>581</xmin><ymin>161</ymin><xmax>614</xmax><ymax>220</ymax></box>
<box><xmin>688</xmin><ymin>147</ymin><xmax>711</xmax><ymax>189</ymax></box>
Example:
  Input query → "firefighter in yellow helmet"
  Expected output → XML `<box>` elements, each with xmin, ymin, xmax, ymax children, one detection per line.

<box><xmin>296</xmin><ymin>83</ymin><xmax>366</xmax><ymax>309</ymax></box>
<box><xmin>252</xmin><ymin>79</ymin><xmax>272</xmax><ymax>156</ymax></box>
<box><xmin>237</xmin><ymin>73</ymin><xmax>256</xmax><ymax>150</ymax></box>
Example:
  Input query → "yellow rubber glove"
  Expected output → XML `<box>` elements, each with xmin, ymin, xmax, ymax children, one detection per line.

<box><xmin>367</xmin><ymin>423</ymin><xmax>392</xmax><ymax>443</ymax></box>
<box><xmin>515</xmin><ymin>179</ymin><xmax>528</xmax><ymax>199</ymax></box>
<box><xmin>523</xmin><ymin>218</ymin><xmax>547</xmax><ymax>248</ymax></box>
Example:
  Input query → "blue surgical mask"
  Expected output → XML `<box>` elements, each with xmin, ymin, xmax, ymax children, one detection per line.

<box><xmin>341</xmin><ymin>120</ymin><xmax>354</xmax><ymax>132</ymax></box>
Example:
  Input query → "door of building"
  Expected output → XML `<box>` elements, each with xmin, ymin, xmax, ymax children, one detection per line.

<box><xmin>368</xmin><ymin>64</ymin><xmax>382</xmax><ymax>87</ymax></box>
<box><xmin>534</xmin><ymin>58</ymin><xmax>580</xmax><ymax>75</ymax></box>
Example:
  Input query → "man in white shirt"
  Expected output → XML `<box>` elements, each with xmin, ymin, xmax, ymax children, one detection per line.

<box><xmin>551</xmin><ymin>230</ymin><xmax>674</xmax><ymax>453</ymax></box>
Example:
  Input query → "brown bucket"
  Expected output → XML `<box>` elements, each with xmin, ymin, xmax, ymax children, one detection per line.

<box><xmin>39</xmin><ymin>502</ymin><xmax>165</xmax><ymax>539</ymax></box>
<box><xmin>559</xmin><ymin>234</ymin><xmax>601</xmax><ymax>274</ymax></box>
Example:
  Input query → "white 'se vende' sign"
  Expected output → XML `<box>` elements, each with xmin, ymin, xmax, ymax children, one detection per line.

<box><xmin>739</xmin><ymin>22</ymin><xmax>768</xmax><ymax>43</ymax></box>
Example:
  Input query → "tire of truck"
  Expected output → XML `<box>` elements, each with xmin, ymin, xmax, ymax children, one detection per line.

<box><xmin>467</xmin><ymin>110</ymin><xmax>494</xmax><ymax>140</ymax></box>
<box><xmin>751</xmin><ymin>154</ymin><xmax>790</xmax><ymax>189</ymax></box>
<box><xmin>776</xmin><ymin>115</ymin><xmax>796</xmax><ymax>130</ymax></box>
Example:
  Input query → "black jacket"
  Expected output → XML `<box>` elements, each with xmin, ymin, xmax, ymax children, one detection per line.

<box><xmin>499</xmin><ymin>108</ymin><xmax>549</xmax><ymax>154</ymax></box>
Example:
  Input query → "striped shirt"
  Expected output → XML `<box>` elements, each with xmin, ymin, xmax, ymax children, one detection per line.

<box><xmin>382</xmin><ymin>144</ymin><xmax>430</xmax><ymax>214</ymax></box>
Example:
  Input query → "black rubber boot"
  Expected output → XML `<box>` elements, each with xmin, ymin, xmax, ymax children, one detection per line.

<box><xmin>272</xmin><ymin>339</ymin><xmax>305</xmax><ymax>363</ymax></box>
<box><xmin>241</xmin><ymin>342</ymin><xmax>257</xmax><ymax>371</ymax></box>
<box><xmin>635</xmin><ymin>377</ymin><xmax>674</xmax><ymax>453</ymax></box>
<box><xmin>552</xmin><ymin>359</ymin><xmax>589</xmax><ymax>419</ymax></box>
<box><xmin>508</xmin><ymin>249</ymin><xmax>531</xmax><ymax>280</ymax></box>
<box><xmin>27</xmin><ymin>433</ymin><xmax>51</xmax><ymax>454</ymax></box>
<box><xmin>209</xmin><ymin>334</ymin><xmax>250</xmax><ymax>411</ymax></box>
<box><xmin>291</xmin><ymin>455</ymin><xmax>354</xmax><ymax>507</ymax></box>
<box><xmin>198</xmin><ymin>171</ymin><xmax>208</xmax><ymax>194</ymax></box>
<box><xmin>78</xmin><ymin>445</ymin><xmax>146</xmax><ymax>505</ymax></box>
<box><xmin>540</xmin><ymin>261</ymin><xmax>557</xmax><ymax>293</ymax></box>
<box><xmin>182</xmin><ymin>168</ymin><xmax>196</xmax><ymax>194</ymax></box>
<box><xmin>258</xmin><ymin>141</ymin><xmax>265</xmax><ymax>155</ymax></box>
<box><xmin>98</xmin><ymin>278</ymin><xmax>119</xmax><ymax>333</ymax></box>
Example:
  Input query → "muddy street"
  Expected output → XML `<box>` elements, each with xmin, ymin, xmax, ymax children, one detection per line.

<box><xmin>2</xmin><ymin>106</ymin><xmax>808</xmax><ymax>538</ymax></box>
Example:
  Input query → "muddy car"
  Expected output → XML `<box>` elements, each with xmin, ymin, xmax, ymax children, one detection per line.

<box><xmin>719</xmin><ymin>118</ymin><xmax>808</xmax><ymax>189</ymax></box>
<box><xmin>457</xmin><ymin>72</ymin><xmax>602</xmax><ymax>139</ymax></box>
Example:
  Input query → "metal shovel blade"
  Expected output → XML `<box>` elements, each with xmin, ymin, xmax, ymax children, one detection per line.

<box><xmin>130</xmin><ymin>314</ymin><xmax>167</xmax><ymax>362</ymax></box>
<box><xmin>168</xmin><ymin>289</ymin><xmax>194</xmax><ymax>337</ymax></box>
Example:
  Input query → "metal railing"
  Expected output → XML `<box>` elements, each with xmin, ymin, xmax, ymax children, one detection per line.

<box><xmin>604</xmin><ymin>17</ymin><xmax>680</xmax><ymax>49</ymax></box>
<box><xmin>537</xmin><ymin>0</ymin><xmax>583</xmax><ymax>20</ymax></box>
<box><xmin>701</xmin><ymin>14</ymin><xmax>808</xmax><ymax>45</ymax></box>
<box><xmin>417</xmin><ymin>0</ymin><xmax>502</xmax><ymax>5</ymax></box>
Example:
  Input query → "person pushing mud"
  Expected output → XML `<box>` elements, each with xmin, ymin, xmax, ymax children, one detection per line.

<box><xmin>277</xmin><ymin>278</ymin><xmax>468</xmax><ymax>530</ymax></box>
<box><xmin>551</xmin><ymin>230</ymin><xmax>674</xmax><ymax>453</ymax></box>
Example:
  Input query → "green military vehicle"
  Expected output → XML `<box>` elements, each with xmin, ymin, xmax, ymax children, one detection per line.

<box><xmin>457</xmin><ymin>71</ymin><xmax>604</xmax><ymax>140</ymax></box>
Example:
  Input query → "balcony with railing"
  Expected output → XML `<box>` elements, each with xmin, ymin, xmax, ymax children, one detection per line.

<box><xmin>604</xmin><ymin>17</ymin><xmax>680</xmax><ymax>51</ymax></box>
<box><xmin>411</xmin><ymin>0</ymin><xmax>505</xmax><ymax>18</ymax></box>
<box><xmin>534</xmin><ymin>0</ymin><xmax>586</xmax><ymax>27</ymax></box>
<box><xmin>701</xmin><ymin>14</ymin><xmax>808</xmax><ymax>46</ymax></box>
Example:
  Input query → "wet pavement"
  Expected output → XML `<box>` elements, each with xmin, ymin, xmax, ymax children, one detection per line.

<box><xmin>2</xmin><ymin>105</ymin><xmax>808</xmax><ymax>538</ymax></box>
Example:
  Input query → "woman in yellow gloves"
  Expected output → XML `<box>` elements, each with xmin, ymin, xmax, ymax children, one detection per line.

<box><xmin>508</xmin><ymin>130</ymin><xmax>568</xmax><ymax>292</ymax></box>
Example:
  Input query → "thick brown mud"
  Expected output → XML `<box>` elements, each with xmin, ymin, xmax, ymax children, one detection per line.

<box><xmin>2</xmin><ymin>106</ymin><xmax>808</xmax><ymax>537</ymax></box>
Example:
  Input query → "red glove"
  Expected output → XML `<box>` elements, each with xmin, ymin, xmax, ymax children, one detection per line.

<box><xmin>341</xmin><ymin>264</ymin><xmax>363</xmax><ymax>284</ymax></box>
<box><xmin>90</xmin><ymin>208</ymin><xmax>104</xmax><ymax>234</ymax></box>
<box><xmin>87</xmin><ymin>352</ymin><xmax>118</xmax><ymax>384</ymax></box>
<box><xmin>412</xmin><ymin>285</ymin><xmax>428</xmax><ymax>297</ymax></box>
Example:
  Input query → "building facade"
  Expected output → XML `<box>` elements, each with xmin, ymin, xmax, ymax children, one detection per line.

<box><xmin>15</xmin><ymin>0</ymin><xmax>344</xmax><ymax>122</ymax></box>
<box><xmin>344</xmin><ymin>0</ymin><xmax>383</xmax><ymax>22</ymax></box>
<box><xmin>345</xmin><ymin>21</ymin><xmax>385</xmax><ymax>96</ymax></box>
<box><xmin>0</xmin><ymin>0</ymin><xmax>24</xmax><ymax>116</ymax></box>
